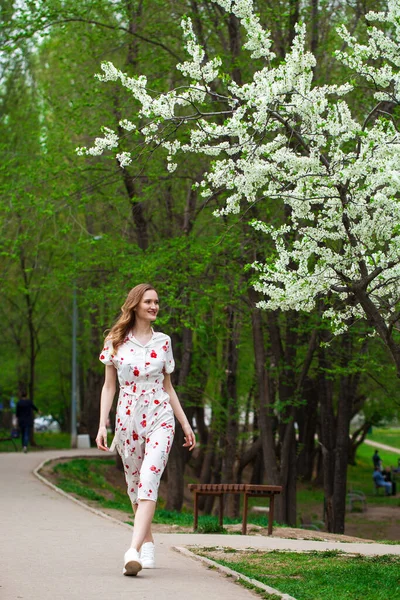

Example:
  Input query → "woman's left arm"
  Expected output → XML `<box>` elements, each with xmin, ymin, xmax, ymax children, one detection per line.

<box><xmin>164</xmin><ymin>373</ymin><xmax>196</xmax><ymax>451</ymax></box>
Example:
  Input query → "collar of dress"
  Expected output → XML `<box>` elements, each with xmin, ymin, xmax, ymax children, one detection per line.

<box><xmin>127</xmin><ymin>328</ymin><xmax>156</xmax><ymax>347</ymax></box>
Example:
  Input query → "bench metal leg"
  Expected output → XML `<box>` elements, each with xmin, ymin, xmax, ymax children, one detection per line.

<box><xmin>242</xmin><ymin>492</ymin><xmax>249</xmax><ymax>535</ymax></box>
<box><xmin>218</xmin><ymin>493</ymin><xmax>224</xmax><ymax>527</ymax></box>
<box><xmin>193</xmin><ymin>491</ymin><xmax>199</xmax><ymax>531</ymax></box>
<box><xmin>268</xmin><ymin>494</ymin><xmax>275</xmax><ymax>535</ymax></box>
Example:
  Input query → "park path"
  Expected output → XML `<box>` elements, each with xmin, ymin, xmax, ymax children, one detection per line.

<box><xmin>364</xmin><ymin>438</ymin><xmax>400</xmax><ymax>456</ymax></box>
<box><xmin>0</xmin><ymin>449</ymin><xmax>259</xmax><ymax>600</ymax></box>
<box><xmin>1</xmin><ymin>449</ymin><xmax>399</xmax><ymax>600</ymax></box>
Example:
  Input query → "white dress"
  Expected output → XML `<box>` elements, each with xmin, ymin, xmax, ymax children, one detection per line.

<box><xmin>99</xmin><ymin>330</ymin><xmax>175</xmax><ymax>503</ymax></box>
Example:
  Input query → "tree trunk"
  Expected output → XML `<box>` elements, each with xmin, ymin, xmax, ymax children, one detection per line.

<box><xmin>248</xmin><ymin>289</ymin><xmax>281</xmax><ymax>508</ymax></box>
<box><xmin>296</xmin><ymin>380</ymin><xmax>318</xmax><ymax>481</ymax></box>
<box><xmin>332</xmin><ymin>373</ymin><xmax>351</xmax><ymax>533</ymax></box>
<box><xmin>165</xmin><ymin>327</ymin><xmax>193</xmax><ymax>510</ymax></box>
<box><xmin>220</xmin><ymin>305</ymin><xmax>240</xmax><ymax>517</ymax></box>
<box><xmin>318</xmin><ymin>341</ymin><xmax>336</xmax><ymax>532</ymax></box>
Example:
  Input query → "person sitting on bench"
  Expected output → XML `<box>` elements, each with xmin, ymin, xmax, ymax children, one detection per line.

<box><xmin>373</xmin><ymin>466</ymin><xmax>392</xmax><ymax>496</ymax></box>
<box><xmin>383</xmin><ymin>467</ymin><xmax>396</xmax><ymax>496</ymax></box>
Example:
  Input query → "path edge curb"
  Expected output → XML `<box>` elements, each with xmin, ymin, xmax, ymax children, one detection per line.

<box><xmin>33</xmin><ymin>455</ymin><xmax>132</xmax><ymax>531</ymax></box>
<box><xmin>172</xmin><ymin>545</ymin><xmax>297</xmax><ymax>600</ymax></box>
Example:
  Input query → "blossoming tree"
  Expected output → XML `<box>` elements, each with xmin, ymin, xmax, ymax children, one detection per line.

<box><xmin>78</xmin><ymin>0</ymin><xmax>400</xmax><ymax>531</ymax></box>
<box><xmin>78</xmin><ymin>0</ymin><xmax>400</xmax><ymax>372</ymax></box>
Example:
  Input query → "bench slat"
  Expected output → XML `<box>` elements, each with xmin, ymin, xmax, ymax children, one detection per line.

<box><xmin>188</xmin><ymin>483</ymin><xmax>282</xmax><ymax>494</ymax></box>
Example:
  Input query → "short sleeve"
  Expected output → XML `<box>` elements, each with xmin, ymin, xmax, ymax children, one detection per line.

<box><xmin>99</xmin><ymin>339</ymin><xmax>115</xmax><ymax>366</ymax></box>
<box><xmin>164</xmin><ymin>336</ymin><xmax>175</xmax><ymax>374</ymax></box>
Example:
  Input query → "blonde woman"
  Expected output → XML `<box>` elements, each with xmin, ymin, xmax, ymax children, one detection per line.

<box><xmin>96</xmin><ymin>283</ymin><xmax>196</xmax><ymax>575</ymax></box>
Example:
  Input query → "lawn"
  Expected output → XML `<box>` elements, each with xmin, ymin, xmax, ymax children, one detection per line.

<box><xmin>296</xmin><ymin>437</ymin><xmax>400</xmax><ymax>515</ymax></box>
<box><xmin>47</xmin><ymin>457</ymin><xmax>275</xmax><ymax>531</ymax></box>
<box><xmin>347</xmin><ymin>443</ymin><xmax>399</xmax><ymax>506</ymax></box>
<box><xmin>366</xmin><ymin>427</ymin><xmax>400</xmax><ymax>451</ymax></box>
<box><xmin>0</xmin><ymin>431</ymin><xmax>71</xmax><ymax>452</ymax></box>
<box><xmin>191</xmin><ymin>548</ymin><xmax>400</xmax><ymax>600</ymax></box>
<box><xmin>294</xmin><ymin>439</ymin><xmax>400</xmax><ymax>541</ymax></box>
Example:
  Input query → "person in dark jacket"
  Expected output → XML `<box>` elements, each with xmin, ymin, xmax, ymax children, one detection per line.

<box><xmin>16</xmin><ymin>391</ymin><xmax>38</xmax><ymax>452</ymax></box>
<box><xmin>372</xmin><ymin>449</ymin><xmax>382</xmax><ymax>470</ymax></box>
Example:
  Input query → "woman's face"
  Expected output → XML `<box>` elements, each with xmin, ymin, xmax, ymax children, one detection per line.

<box><xmin>135</xmin><ymin>290</ymin><xmax>159</xmax><ymax>323</ymax></box>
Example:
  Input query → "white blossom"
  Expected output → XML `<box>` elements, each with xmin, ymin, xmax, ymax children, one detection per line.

<box><xmin>116</xmin><ymin>152</ymin><xmax>132</xmax><ymax>167</ymax></box>
<box><xmin>119</xmin><ymin>119</ymin><xmax>136</xmax><ymax>131</ymax></box>
<box><xmin>77</xmin><ymin>0</ymin><xmax>400</xmax><ymax>334</ymax></box>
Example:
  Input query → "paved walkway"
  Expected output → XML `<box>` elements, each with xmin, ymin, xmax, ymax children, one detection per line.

<box><xmin>1</xmin><ymin>449</ymin><xmax>399</xmax><ymax>600</ymax></box>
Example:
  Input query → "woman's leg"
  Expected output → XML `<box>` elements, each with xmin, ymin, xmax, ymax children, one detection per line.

<box><xmin>132</xmin><ymin>502</ymin><xmax>154</xmax><ymax>544</ymax></box>
<box><xmin>130</xmin><ymin>500</ymin><xmax>156</xmax><ymax>551</ymax></box>
<box><xmin>129</xmin><ymin>418</ymin><xmax>174</xmax><ymax>550</ymax></box>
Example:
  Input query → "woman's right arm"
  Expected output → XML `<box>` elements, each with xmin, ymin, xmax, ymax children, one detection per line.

<box><xmin>96</xmin><ymin>365</ymin><xmax>117</xmax><ymax>451</ymax></box>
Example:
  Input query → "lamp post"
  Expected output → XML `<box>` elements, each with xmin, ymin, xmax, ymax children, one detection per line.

<box><xmin>71</xmin><ymin>283</ymin><xmax>78</xmax><ymax>448</ymax></box>
<box><xmin>70</xmin><ymin>235</ymin><xmax>102</xmax><ymax>448</ymax></box>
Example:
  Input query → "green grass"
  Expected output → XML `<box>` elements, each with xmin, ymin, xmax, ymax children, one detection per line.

<box><xmin>192</xmin><ymin>548</ymin><xmax>400</xmax><ymax>600</ymax></box>
<box><xmin>49</xmin><ymin>458</ymin><xmax>279</xmax><ymax>530</ymax></box>
<box><xmin>295</xmin><ymin>438</ymin><xmax>400</xmax><ymax>542</ymax></box>
<box><xmin>347</xmin><ymin>443</ymin><xmax>400</xmax><ymax>507</ymax></box>
<box><xmin>366</xmin><ymin>427</ymin><xmax>400</xmax><ymax>451</ymax></box>
<box><xmin>296</xmin><ymin>439</ymin><xmax>400</xmax><ymax>524</ymax></box>
<box><xmin>53</xmin><ymin>458</ymin><xmax>133</xmax><ymax>512</ymax></box>
<box><xmin>35</xmin><ymin>432</ymin><xmax>71</xmax><ymax>449</ymax></box>
<box><xmin>0</xmin><ymin>431</ymin><xmax>71</xmax><ymax>452</ymax></box>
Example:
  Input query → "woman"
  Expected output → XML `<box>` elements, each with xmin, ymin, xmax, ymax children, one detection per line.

<box><xmin>96</xmin><ymin>283</ymin><xmax>196</xmax><ymax>576</ymax></box>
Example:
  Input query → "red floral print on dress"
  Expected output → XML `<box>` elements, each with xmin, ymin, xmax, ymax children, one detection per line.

<box><xmin>99</xmin><ymin>332</ymin><xmax>176</xmax><ymax>505</ymax></box>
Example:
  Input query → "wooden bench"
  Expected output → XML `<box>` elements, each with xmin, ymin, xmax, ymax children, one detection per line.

<box><xmin>188</xmin><ymin>483</ymin><xmax>283</xmax><ymax>535</ymax></box>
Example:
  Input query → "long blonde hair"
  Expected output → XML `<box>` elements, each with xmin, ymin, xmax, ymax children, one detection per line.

<box><xmin>107</xmin><ymin>283</ymin><xmax>156</xmax><ymax>352</ymax></box>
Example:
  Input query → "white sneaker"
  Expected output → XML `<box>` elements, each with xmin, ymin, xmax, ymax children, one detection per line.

<box><xmin>140</xmin><ymin>542</ymin><xmax>155</xmax><ymax>568</ymax></box>
<box><xmin>123</xmin><ymin>548</ymin><xmax>142</xmax><ymax>576</ymax></box>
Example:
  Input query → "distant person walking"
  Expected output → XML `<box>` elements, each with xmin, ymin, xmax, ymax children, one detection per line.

<box><xmin>16</xmin><ymin>391</ymin><xmax>38</xmax><ymax>453</ymax></box>
<box><xmin>372</xmin><ymin>449</ymin><xmax>382</xmax><ymax>470</ymax></box>
<box><xmin>373</xmin><ymin>466</ymin><xmax>392</xmax><ymax>495</ymax></box>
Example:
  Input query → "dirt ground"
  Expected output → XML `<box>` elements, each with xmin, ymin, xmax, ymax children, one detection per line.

<box><xmin>39</xmin><ymin>456</ymin><xmax>400</xmax><ymax>543</ymax></box>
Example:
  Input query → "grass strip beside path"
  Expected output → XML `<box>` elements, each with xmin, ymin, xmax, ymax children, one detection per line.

<box><xmin>48</xmin><ymin>457</ymin><xmax>274</xmax><ymax>531</ymax></box>
<box><xmin>191</xmin><ymin>548</ymin><xmax>400</xmax><ymax>600</ymax></box>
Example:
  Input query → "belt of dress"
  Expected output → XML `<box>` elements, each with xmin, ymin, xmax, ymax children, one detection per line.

<box><xmin>110</xmin><ymin>386</ymin><xmax>166</xmax><ymax>456</ymax></box>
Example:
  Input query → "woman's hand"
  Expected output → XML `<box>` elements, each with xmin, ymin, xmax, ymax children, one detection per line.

<box><xmin>96</xmin><ymin>426</ymin><xmax>109</xmax><ymax>451</ymax></box>
<box><xmin>182</xmin><ymin>423</ymin><xmax>196</xmax><ymax>451</ymax></box>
